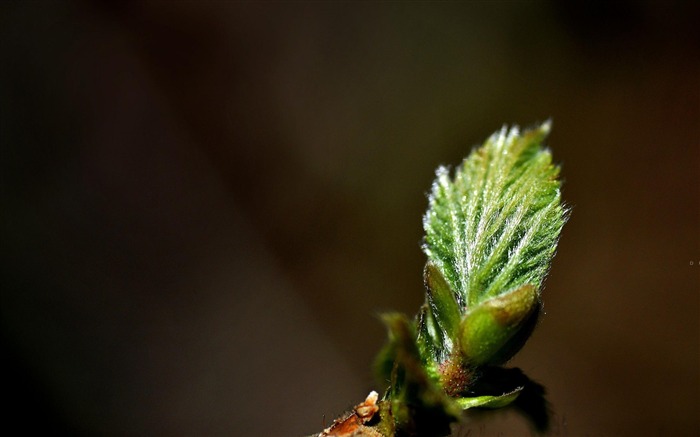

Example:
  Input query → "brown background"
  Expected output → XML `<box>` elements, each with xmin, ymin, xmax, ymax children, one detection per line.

<box><xmin>1</xmin><ymin>2</ymin><xmax>698</xmax><ymax>436</ymax></box>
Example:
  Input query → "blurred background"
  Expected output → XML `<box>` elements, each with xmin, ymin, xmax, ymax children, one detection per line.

<box><xmin>1</xmin><ymin>1</ymin><xmax>698</xmax><ymax>436</ymax></box>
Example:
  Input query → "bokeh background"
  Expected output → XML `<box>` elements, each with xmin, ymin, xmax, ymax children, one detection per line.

<box><xmin>1</xmin><ymin>2</ymin><xmax>698</xmax><ymax>436</ymax></box>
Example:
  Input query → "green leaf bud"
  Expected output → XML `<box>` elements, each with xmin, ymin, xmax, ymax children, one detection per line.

<box><xmin>459</xmin><ymin>284</ymin><xmax>540</xmax><ymax>365</ymax></box>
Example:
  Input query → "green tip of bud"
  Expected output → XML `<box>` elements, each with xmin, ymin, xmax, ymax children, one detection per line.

<box><xmin>460</xmin><ymin>284</ymin><xmax>540</xmax><ymax>365</ymax></box>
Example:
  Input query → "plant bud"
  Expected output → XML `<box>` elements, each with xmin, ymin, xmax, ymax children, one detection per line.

<box><xmin>460</xmin><ymin>284</ymin><xmax>540</xmax><ymax>365</ymax></box>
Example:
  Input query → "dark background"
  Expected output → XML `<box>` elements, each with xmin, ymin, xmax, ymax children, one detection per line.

<box><xmin>1</xmin><ymin>2</ymin><xmax>698</xmax><ymax>436</ymax></box>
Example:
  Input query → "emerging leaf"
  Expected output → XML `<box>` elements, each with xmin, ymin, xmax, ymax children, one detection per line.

<box><xmin>424</xmin><ymin>262</ymin><xmax>461</xmax><ymax>354</ymax></box>
<box><xmin>454</xmin><ymin>387</ymin><xmax>523</xmax><ymax>409</ymax></box>
<box><xmin>364</xmin><ymin>122</ymin><xmax>568</xmax><ymax>436</ymax></box>
<box><xmin>423</xmin><ymin>122</ymin><xmax>567</xmax><ymax>311</ymax></box>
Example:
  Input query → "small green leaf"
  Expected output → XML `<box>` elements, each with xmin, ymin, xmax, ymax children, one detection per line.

<box><xmin>373</xmin><ymin>122</ymin><xmax>568</xmax><ymax>434</ymax></box>
<box><xmin>423</xmin><ymin>122</ymin><xmax>567</xmax><ymax>309</ymax></box>
<box><xmin>424</xmin><ymin>262</ymin><xmax>461</xmax><ymax>344</ymax></box>
<box><xmin>454</xmin><ymin>387</ymin><xmax>523</xmax><ymax>409</ymax></box>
